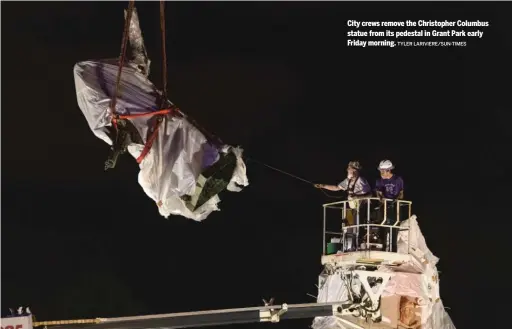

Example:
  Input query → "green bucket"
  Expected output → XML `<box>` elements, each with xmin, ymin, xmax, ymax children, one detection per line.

<box><xmin>326</xmin><ymin>243</ymin><xmax>341</xmax><ymax>255</ymax></box>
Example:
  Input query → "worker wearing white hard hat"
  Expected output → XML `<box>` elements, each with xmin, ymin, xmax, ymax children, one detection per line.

<box><xmin>378</xmin><ymin>159</ymin><xmax>394</xmax><ymax>171</ymax></box>
<box><xmin>376</xmin><ymin>160</ymin><xmax>404</xmax><ymax>200</ymax></box>
<box><xmin>375</xmin><ymin>159</ymin><xmax>405</xmax><ymax>252</ymax></box>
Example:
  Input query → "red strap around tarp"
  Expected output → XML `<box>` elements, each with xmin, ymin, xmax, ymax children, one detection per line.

<box><xmin>136</xmin><ymin>118</ymin><xmax>162</xmax><ymax>164</ymax></box>
<box><xmin>110</xmin><ymin>107</ymin><xmax>178</xmax><ymax>164</ymax></box>
<box><xmin>118</xmin><ymin>108</ymin><xmax>173</xmax><ymax>120</ymax></box>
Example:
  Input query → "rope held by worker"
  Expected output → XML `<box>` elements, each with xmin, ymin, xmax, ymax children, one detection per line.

<box><xmin>247</xmin><ymin>158</ymin><xmax>344</xmax><ymax>199</ymax></box>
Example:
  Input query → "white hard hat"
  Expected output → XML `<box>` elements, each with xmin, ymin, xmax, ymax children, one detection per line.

<box><xmin>378</xmin><ymin>160</ymin><xmax>394</xmax><ymax>170</ymax></box>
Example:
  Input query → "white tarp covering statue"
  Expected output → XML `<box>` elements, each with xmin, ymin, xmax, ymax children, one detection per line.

<box><xmin>73</xmin><ymin>8</ymin><xmax>248</xmax><ymax>221</ymax></box>
<box><xmin>312</xmin><ymin>216</ymin><xmax>456</xmax><ymax>329</ymax></box>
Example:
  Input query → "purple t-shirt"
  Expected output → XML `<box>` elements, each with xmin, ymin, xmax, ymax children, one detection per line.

<box><xmin>375</xmin><ymin>175</ymin><xmax>404</xmax><ymax>199</ymax></box>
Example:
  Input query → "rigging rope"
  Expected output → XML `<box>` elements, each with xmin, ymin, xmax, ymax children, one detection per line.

<box><xmin>157</xmin><ymin>1</ymin><xmax>220</xmax><ymax>146</ymax></box>
<box><xmin>246</xmin><ymin>158</ymin><xmax>345</xmax><ymax>199</ymax></box>
<box><xmin>133</xmin><ymin>0</ymin><xmax>169</xmax><ymax>164</ymax></box>
<box><xmin>111</xmin><ymin>0</ymin><xmax>136</xmax><ymax>121</ymax></box>
<box><xmin>159</xmin><ymin>0</ymin><xmax>168</xmax><ymax>106</ymax></box>
<box><xmin>248</xmin><ymin>158</ymin><xmax>313</xmax><ymax>185</ymax></box>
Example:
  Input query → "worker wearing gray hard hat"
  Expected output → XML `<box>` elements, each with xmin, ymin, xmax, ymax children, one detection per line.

<box><xmin>315</xmin><ymin>161</ymin><xmax>371</xmax><ymax>252</ymax></box>
<box><xmin>315</xmin><ymin>161</ymin><xmax>371</xmax><ymax>198</ymax></box>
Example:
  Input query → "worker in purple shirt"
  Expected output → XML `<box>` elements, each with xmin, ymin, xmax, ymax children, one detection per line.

<box><xmin>375</xmin><ymin>160</ymin><xmax>404</xmax><ymax>201</ymax></box>
<box><xmin>375</xmin><ymin>160</ymin><xmax>405</xmax><ymax>252</ymax></box>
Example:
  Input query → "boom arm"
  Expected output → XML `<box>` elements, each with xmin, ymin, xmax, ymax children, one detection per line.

<box><xmin>39</xmin><ymin>302</ymin><xmax>356</xmax><ymax>329</ymax></box>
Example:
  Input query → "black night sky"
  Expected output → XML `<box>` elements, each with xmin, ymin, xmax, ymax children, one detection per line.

<box><xmin>2</xmin><ymin>2</ymin><xmax>511</xmax><ymax>329</ymax></box>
